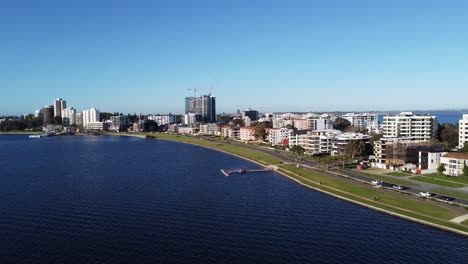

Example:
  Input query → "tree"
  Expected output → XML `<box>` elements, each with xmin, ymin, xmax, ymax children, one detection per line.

<box><xmin>459</xmin><ymin>143</ymin><xmax>468</xmax><ymax>153</ymax></box>
<box><xmin>345</xmin><ymin>140</ymin><xmax>366</xmax><ymax>159</ymax></box>
<box><xmin>436</xmin><ymin>163</ymin><xmax>446</xmax><ymax>175</ymax></box>
<box><xmin>336</xmin><ymin>154</ymin><xmax>350</xmax><ymax>169</ymax></box>
<box><xmin>333</xmin><ymin>117</ymin><xmax>351</xmax><ymax>131</ymax></box>
<box><xmin>290</xmin><ymin>145</ymin><xmax>305</xmax><ymax>155</ymax></box>
<box><xmin>438</xmin><ymin>123</ymin><xmax>458</xmax><ymax>149</ymax></box>
<box><xmin>463</xmin><ymin>163</ymin><xmax>468</xmax><ymax>177</ymax></box>
<box><xmin>52</xmin><ymin>116</ymin><xmax>63</xmax><ymax>125</ymax></box>
<box><xmin>231</xmin><ymin>118</ymin><xmax>245</xmax><ymax>127</ymax></box>
<box><xmin>254</xmin><ymin>122</ymin><xmax>268</xmax><ymax>140</ymax></box>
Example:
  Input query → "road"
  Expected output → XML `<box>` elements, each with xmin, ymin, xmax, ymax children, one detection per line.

<box><xmin>215</xmin><ymin>138</ymin><xmax>468</xmax><ymax>207</ymax></box>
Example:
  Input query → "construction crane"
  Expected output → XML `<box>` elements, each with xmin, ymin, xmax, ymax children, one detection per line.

<box><xmin>187</xmin><ymin>88</ymin><xmax>197</xmax><ymax>97</ymax></box>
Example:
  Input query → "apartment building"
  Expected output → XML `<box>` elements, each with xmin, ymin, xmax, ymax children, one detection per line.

<box><xmin>459</xmin><ymin>114</ymin><xmax>468</xmax><ymax>148</ymax></box>
<box><xmin>440</xmin><ymin>152</ymin><xmax>468</xmax><ymax>176</ymax></box>
<box><xmin>342</xmin><ymin>113</ymin><xmax>378</xmax><ymax>129</ymax></box>
<box><xmin>268</xmin><ymin>128</ymin><xmax>293</xmax><ymax>146</ymax></box>
<box><xmin>382</xmin><ymin>112</ymin><xmax>438</xmax><ymax>141</ymax></box>
<box><xmin>239</xmin><ymin>127</ymin><xmax>256</xmax><ymax>141</ymax></box>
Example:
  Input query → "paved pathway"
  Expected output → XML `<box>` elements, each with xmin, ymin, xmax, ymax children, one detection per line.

<box><xmin>450</xmin><ymin>214</ymin><xmax>468</xmax><ymax>223</ymax></box>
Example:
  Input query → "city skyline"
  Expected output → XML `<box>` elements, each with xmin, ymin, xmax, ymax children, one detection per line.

<box><xmin>2</xmin><ymin>1</ymin><xmax>468</xmax><ymax>115</ymax></box>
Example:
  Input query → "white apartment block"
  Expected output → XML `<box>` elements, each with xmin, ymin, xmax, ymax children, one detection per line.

<box><xmin>87</xmin><ymin>121</ymin><xmax>111</xmax><ymax>131</ymax></box>
<box><xmin>459</xmin><ymin>114</ymin><xmax>468</xmax><ymax>148</ymax></box>
<box><xmin>82</xmin><ymin>108</ymin><xmax>100</xmax><ymax>129</ymax></box>
<box><xmin>382</xmin><ymin>112</ymin><xmax>438</xmax><ymax>141</ymax></box>
<box><xmin>178</xmin><ymin>127</ymin><xmax>199</xmax><ymax>134</ymax></box>
<box><xmin>342</xmin><ymin>113</ymin><xmax>378</xmax><ymax>129</ymax></box>
<box><xmin>272</xmin><ymin>118</ymin><xmax>293</xmax><ymax>129</ymax></box>
<box><xmin>75</xmin><ymin>112</ymin><xmax>83</xmax><ymax>127</ymax></box>
<box><xmin>308</xmin><ymin>118</ymin><xmax>332</xmax><ymax>131</ymax></box>
<box><xmin>199</xmin><ymin>123</ymin><xmax>219</xmax><ymax>135</ymax></box>
<box><xmin>440</xmin><ymin>153</ymin><xmax>468</xmax><ymax>176</ymax></box>
<box><xmin>289</xmin><ymin>130</ymin><xmax>341</xmax><ymax>155</ymax></box>
<box><xmin>418</xmin><ymin>151</ymin><xmax>447</xmax><ymax>174</ymax></box>
<box><xmin>147</xmin><ymin>114</ymin><xmax>176</xmax><ymax>125</ymax></box>
<box><xmin>332</xmin><ymin>133</ymin><xmax>371</xmax><ymax>156</ymax></box>
<box><xmin>268</xmin><ymin>128</ymin><xmax>293</xmax><ymax>146</ymax></box>
<box><xmin>240</xmin><ymin>127</ymin><xmax>256</xmax><ymax>141</ymax></box>
<box><xmin>61</xmin><ymin>107</ymin><xmax>76</xmax><ymax>126</ymax></box>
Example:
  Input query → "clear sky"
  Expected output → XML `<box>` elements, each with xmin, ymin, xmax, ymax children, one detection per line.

<box><xmin>1</xmin><ymin>0</ymin><xmax>468</xmax><ymax>115</ymax></box>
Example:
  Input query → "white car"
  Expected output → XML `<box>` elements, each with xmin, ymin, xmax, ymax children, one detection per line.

<box><xmin>393</xmin><ymin>185</ymin><xmax>405</xmax><ymax>190</ymax></box>
<box><xmin>419</xmin><ymin>192</ymin><xmax>434</xmax><ymax>197</ymax></box>
<box><xmin>371</xmin><ymin>180</ymin><xmax>382</xmax><ymax>186</ymax></box>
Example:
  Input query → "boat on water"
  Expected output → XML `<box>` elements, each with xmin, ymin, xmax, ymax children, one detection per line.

<box><xmin>28</xmin><ymin>134</ymin><xmax>49</xmax><ymax>139</ymax></box>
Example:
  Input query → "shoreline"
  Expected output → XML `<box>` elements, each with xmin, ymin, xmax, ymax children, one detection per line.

<box><xmin>120</xmin><ymin>132</ymin><xmax>468</xmax><ymax>237</ymax></box>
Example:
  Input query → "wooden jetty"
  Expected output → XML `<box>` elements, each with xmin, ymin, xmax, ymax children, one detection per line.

<box><xmin>220</xmin><ymin>167</ymin><xmax>275</xmax><ymax>177</ymax></box>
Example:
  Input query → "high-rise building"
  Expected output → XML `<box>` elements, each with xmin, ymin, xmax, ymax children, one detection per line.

<box><xmin>76</xmin><ymin>112</ymin><xmax>83</xmax><ymax>127</ymax></box>
<box><xmin>42</xmin><ymin>105</ymin><xmax>54</xmax><ymax>124</ymax></box>
<box><xmin>54</xmin><ymin>98</ymin><xmax>67</xmax><ymax>117</ymax></box>
<box><xmin>242</xmin><ymin>108</ymin><xmax>259</xmax><ymax>121</ymax></box>
<box><xmin>459</xmin><ymin>114</ymin><xmax>468</xmax><ymax>148</ymax></box>
<box><xmin>61</xmin><ymin>107</ymin><xmax>76</xmax><ymax>126</ymax></box>
<box><xmin>184</xmin><ymin>94</ymin><xmax>216</xmax><ymax>123</ymax></box>
<box><xmin>34</xmin><ymin>109</ymin><xmax>44</xmax><ymax>120</ymax></box>
<box><xmin>382</xmin><ymin>112</ymin><xmax>438</xmax><ymax>141</ymax></box>
<box><xmin>82</xmin><ymin>108</ymin><xmax>100</xmax><ymax>129</ymax></box>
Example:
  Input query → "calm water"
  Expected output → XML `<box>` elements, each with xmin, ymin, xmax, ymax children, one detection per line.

<box><xmin>378</xmin><ymin>111</ymin><xmax>468</xmax><ymax>124</ymax></box>
<box><xmin>0</xmin><ymin>135</ymin><xmax>466</xmax><ymax>263</ymax></box>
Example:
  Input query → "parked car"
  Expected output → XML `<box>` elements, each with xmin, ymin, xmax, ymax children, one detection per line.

<box><xmin>371</xmin><ymin>180</ymin><xmax>382</xmax><ymax>186</ymax></box>
<box><xmin>437</xmin><ymin>195</ymin><xmax>455</xmax><ymax>201</ymax></box>
<box><xmin>381</xmin><ymin>182</ymin><xmax>393</xmax><ymax>187</ymax></box>
<box><xmin>419</xmin><ymin>192</ymin><xmax>434</xmax><ymax>197</ymax></box>
<box><xmin>392</xmin><ymin>185</ymin><xmax>405</xmax><ymax>190</ymax></box>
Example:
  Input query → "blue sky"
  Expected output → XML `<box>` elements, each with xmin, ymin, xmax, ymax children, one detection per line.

<box><xmin>1</xmin><ymin>0</ymin><xmax>467</xmax><ymax>115</ymax></box>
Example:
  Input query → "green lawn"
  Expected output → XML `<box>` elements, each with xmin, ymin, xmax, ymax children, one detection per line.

<box><xmin>462</xmin><ymin>220</ymin><xmax>468</xmax><ymax>226</ymax></box>
<box><xmin>345</xmin><ymin>169</ymin><xmax>415</xmax><ymax>186</ymax></box>
<box><xmin>385</xmin><ymin>172</ymin><xmax>411</xmax><ymax>177</ymax></box>
<box><xmin>411</xmin><ymin>176</ymin><xmax>466</xmax><ymax>188</ymax></box>
<box><xmin>422</xmin><ymin>173</ymin><xmax>468</xmax><ymax>184</ymax></box>
<box><xmin>143</xmin><ymin>133</ymin><xmax>282</xmax><ymax>165</ymax></box>
<box><xmin>284</xmin><ymin>165</ymin><xmax>459</xmax><ymax>221</ymax></box>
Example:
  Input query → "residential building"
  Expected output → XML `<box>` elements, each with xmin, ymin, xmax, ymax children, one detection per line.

<box><xmin>61</xmin><ymin>107</ymin><xmax>76</xmax><ymax>126</ymax></box>
<box><xmin>110</xmin><ymin>115</ymin><xmax>129</xmax><ymax>132</ymax></box>
<box><xmin>185</xmin><ymin>94</ymin><xmax>216</xmax><ymax>123</ymax></box>
<box><xmin>243</xmin><ymin>116</ymin><xmax>252</xmax><ymax>127</ymax></box>
<box><xmin>268</xmin><ymin>128</ymin><xmax>293</xmax><ymax>146</ymax></box>
<box><xmin>292</xmin><ymin>119</ymin><xmax>309</xmax><ymax>130</ymax></box>
<box><xmin>342</xmin><ymin>113</ymin><xmax>378</xmax><ymax>129</ymax></box>
<box><xmin>240</xmin><ymin>127</ymin><xmax>256</xmax><ymax>141</ymax></box>
<box><xmin>373</xmin><ymin>137</ymin><xmax>443</xmax><ymax>169</ymax></box>
<box><xmin>184</xmin><ymin>113</ymin><xmax>202</xmax><ymax>126</ymax></box>
<box><xmin>147</xmin><ymin>114</ymin><xmax>176</xmax><ymax>125</ymax></box>
<box><xmin>199</xmin><ymin>123</ymin><xmax>219</xmax><ymax>135</ymax></box>
<box><xmin>418</xmin><ymin>151</ymin><xmax>447</xmax><ymax>174</ymax></box>
<box><xmin>87</xmin><ymin>121</ymin><xmax>111</xmax><ymax>131</ymax></box>
<box><xmin>382</xmin><ymin>112</ymin><xmax>438</xmax><ymax>141</ymax></box>
<box><xmin>228</xmin><ymin>127</ymin><xmax>241</xmax><ymax>139</ymax></box>
<box><xmin>308</xmin><ymin>118</ymin><xmax>332</xmax><ymax>130</ymax></box>
<box><xmin>332</xmin><ymin>133</ymin><xmax>370</xmax><ymax>156</ymax></box>
<box><xmin>272</xmin><ymin>118</ymin><xmax>293</xmax><ymax>129</ymax></box>
<box><xmin>459</xmin><ymin>114</ymin><xmax>468</xmax><ymax>148</ymax></box>
<box><xmin>178</xmin><ymin>126</ymin><xmax>199</xmax><ymax>135</ymax></box>
<box><xmin>75</xmin><ymin>112</ymin><xmax>83</xmax><ymax>127</ymax></box>
<box><xmin>42</xmin><ymin>105</ymin><xmax>54</xmax><ymax>124</ymax></box>
<box><xmin>440</xmin><ymin>152</ymin><xmax>468</xmax><ymax>176</ymax></box>
<box><xmin>83</xmin><ymin>108</ymin><xmax>100</xmax><ymax>129</ymax></box>
<box><xmin>289</xmin><ymin>130</ymin><xmax>338</xmax><ymax>155</ymax></box>
<box><xmin>53</xmin><ymin>98</ymin><xmax>66</xmax><ymax>117</ymax></box>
